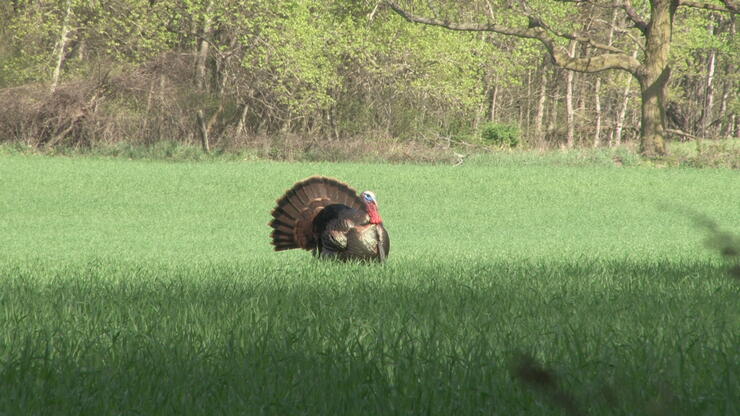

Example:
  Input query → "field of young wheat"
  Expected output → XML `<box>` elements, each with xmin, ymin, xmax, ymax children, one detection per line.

<box><xmin>0</xmin><ymin>154</ymin><xmax>737</xmax><ymax>415</ymax></box>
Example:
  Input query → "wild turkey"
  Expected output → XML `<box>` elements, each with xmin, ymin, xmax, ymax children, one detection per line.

<box><xmin>269</xmin><ymin>176</ymin><xmax>390</xmax><ymax>262</ymax></box>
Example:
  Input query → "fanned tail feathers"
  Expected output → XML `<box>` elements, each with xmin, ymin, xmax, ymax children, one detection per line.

<box><xmin>269</xmin><ymin>176</ymin><xmax>364</xmax><ymax>251</ymax></box>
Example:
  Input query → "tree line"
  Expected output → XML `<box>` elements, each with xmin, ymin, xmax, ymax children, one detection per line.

<box><xmin>0</xmin><ymin>0</ymin><xmax>736</xmax><ymax>157</ymax></box>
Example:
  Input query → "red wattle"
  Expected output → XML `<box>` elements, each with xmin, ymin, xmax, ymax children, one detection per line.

<box><xmin>366</xmin><ymin>202</ymin><xmax>383</xmax><ymax>224</ymax></box>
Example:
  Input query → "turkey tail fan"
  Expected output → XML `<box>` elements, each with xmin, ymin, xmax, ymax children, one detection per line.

<box><xmin>269</xmin><ymin>176</ymin><xmax>365</xmax><ymax>251</ymax></box>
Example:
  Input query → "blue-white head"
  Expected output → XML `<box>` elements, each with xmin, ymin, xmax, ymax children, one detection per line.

<box><xmin>360</xmin><ymin>191</ymin><xmax>382</xmax><ymax>224</ymax></box>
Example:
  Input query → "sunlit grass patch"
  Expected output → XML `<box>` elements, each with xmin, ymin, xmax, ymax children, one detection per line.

<box><xmin>0</xmin><ymin>154</ymin><xmax>737</xmax><ymax>415</ymax></box>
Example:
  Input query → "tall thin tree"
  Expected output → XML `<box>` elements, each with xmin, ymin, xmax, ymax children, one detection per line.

<box><xmin>386</xmin><ymin>0</ymin><xmax>740</xmax><ymax>156</ymax></box>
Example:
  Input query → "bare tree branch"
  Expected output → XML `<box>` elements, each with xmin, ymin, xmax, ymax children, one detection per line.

<box><xmin>594</xmin><ymin>18</ymin><xmax>645</xmax><ymax>51</ymax></box>
<box><xmin>720</xmin><ymin>0</ymin><xmax>740</xmax><ymax>11</ymax></box>
<box><xmin>484</xmin><ymin>0</ymin><xmax>496</xmax><ymax>19</ymax></box>
<box><xmin>368</xmin><ymin>1</ymin><xmax>381</xmax><ymax>20</ymax></box>
<box><xmin>542</xmin><ymin>25</ymin><xmax>628</xmax><ymax>53</ymax></box>
<box><xmin>679</xmin><ymin>0</ymin><xmax>739</xmax><ymax>13</ymax></box>
<box><xmin>385</xmin><ymin>1</ymin><xmax>641</xmax><ymax>75</ymax></box>
<box><xmin>388</xmin><ymin>1</ymin><xmax>539</xmax><ymax>37</ymax></box>
<box><xmin>666</xmin><ymin>128</ymin><xmax>699</xmax><ymax>140</ymax></box>
<box><xmin>621</xmin><ymin>0</ymin><xmax>648</xmax><ymax>34</ymax></box>
<box><xmin>515</xmin><ymin>0</ymin><xmax>625</xmax><ymax>52</ymax></box>
<box><xmin>554</xmin><ymin>51</ymin><xmax>641</xmax><ymax>74</ymax></box>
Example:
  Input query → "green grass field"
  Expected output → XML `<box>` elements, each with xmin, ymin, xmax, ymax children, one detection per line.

<box><xmin>0</xmin><ymin>154</ymin><xmax>738</xmax><ymax>415</ymax></box>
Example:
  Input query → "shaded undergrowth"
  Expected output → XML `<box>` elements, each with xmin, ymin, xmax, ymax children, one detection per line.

<box><xmin>0</xmin><ymin>258</ymin><xmax>737</xmax><ymax>415</ymax></box>
<box><xmin>1</xmin><ymin>138</ymin><xmax>737</xmax><ymax>168</ymax></box>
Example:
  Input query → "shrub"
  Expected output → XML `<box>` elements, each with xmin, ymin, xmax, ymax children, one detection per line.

<box><xmin>480</xmin><ymin>122</ymin><xmax>519</xmax><ymax>147</ymax></box>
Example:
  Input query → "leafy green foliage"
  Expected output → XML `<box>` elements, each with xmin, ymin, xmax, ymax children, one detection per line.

<box><xmin>0</xmin><ymin>0</ymin><xmax>736</xmax><ymax>147</ymax></box>
<box><xmin>480</xmin><ymin>121</ymin><xmax>520</xmax><ymax>147</ymax></box>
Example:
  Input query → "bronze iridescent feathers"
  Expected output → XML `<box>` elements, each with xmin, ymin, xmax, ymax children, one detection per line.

<box><xmin>269</xmin><ymin>176</ymin><xmax>390</xmax><ymax>262</ymax></box>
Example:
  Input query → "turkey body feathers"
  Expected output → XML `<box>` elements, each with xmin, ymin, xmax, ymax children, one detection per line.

<box><xmin>268</xmin><ymin>176</ymin><xmax>390</xmax><ymax>262</ymax></box>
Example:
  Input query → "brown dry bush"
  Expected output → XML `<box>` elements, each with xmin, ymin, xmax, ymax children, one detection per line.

<box><xmin>0</xmin><ymin>52</ymin><xmax>468</xmax><ymax>163</ymax></box>
<box><xmin>0</xmin><ymin>54</ymin><xmax>202</xmax><ymax>150</ymax></box>
<box><xmin>0</xmin><ymin>84</ymin><xmax>44</xmax><ymax>145</ymax></box>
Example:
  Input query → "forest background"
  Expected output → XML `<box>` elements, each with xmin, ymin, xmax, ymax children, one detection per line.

<box><xmin>0</xmin><ymin>0</ymin><xmax>737</xmax><ymax>164</ymax></box>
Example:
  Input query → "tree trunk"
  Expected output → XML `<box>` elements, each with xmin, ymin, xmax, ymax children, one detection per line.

<box><xmin>596</xmin><ymin>8</ymin><xmax>619</xmax><ymax>148</ymax></box>
<box><xmin>535</xmin><ymin>64</ymin><xmax>547</xmax><ymax>145</ymax></box>
<box><xmin>548</xmin><ymin>82</ymin><xmax>560</xmax><ymax>144</ymax></box>
<box><xmin>638</xmin><ymin>75</ymin><xmax>669</xmax><ymax>156</ymax></box>
<box><xmin>614</xmin><ymin>50</ymin><xmax>637</xmax><ymax>147</ymax></box>
<box><xmin>195</xmin><ymin>1</ymin><xmax>213</xmax><ymax>90</ymax></box>
<box><xmin>473</xmin><ymin>99</ymin><xmax>484</xmax><ymax>131</ymax></box>
<box><xmin>727</xmin><ymin>114</ymin><xmax>736</xmax><ymax>138</ymax></box>
<box><xmin>474</xmin><ymin>75</ymin><xmax>487</xmax><ymax>131</ymax></box>
<box><xmin>196</xmin><ymin>110</ymin><xmax>210</xmax><ymax>153</ymax></box>
<box><xmin>144</xmin><ymin>78</ymin><xmax>155</xmax><ymax>142</ymax></box>
<box><xmin>593</xmin><ymin>77</ymin><xmax>602</xmax><ymax>147</ymax></box>
<box><xmin>565</xmin><ymin>42</ymin><xmax>576</xmax><ymax>148</ymax></box>
<box><xmin>518</xmin><ymin>98</ymin><xmax>524</xmax><ymax>128</ymax></box>
<box><xmin>489</xmin><ymin>74</ymin><xmax>499</xmax><ymax>122</ymax></box>
<box><xmin>720</xmin><ymin>18</ymin><xmax>736</xmax><ymax>138</ymax></box>
<box><xmin>236</xmin><ymin>102</ymin><xmax>250</xmax><ymax>136</ymax></box>
<box><xmin>608</xmin><ymin>127</ymin><xmax>614</xmax><ymax>147</ymax></box>
<box><xmin>701</xmin><ymin>19</ymin><xmax>717</xmax><ymax>138</ymax></box>
<box><xmin>636</xmin><ymin>0</ymin><xmax>677</xmax><ymax>157</ymax></box>
<box><xmin>50</xmin><ymin>0</ymin><xmax>72</xmax><ymax>94</ymax></box>
<box><xmin>156</xmin><ymin>74</ymin><xmax>166</xmax><ymax>142</ymax></box>
<box><xmin>718</xmin><ymin>83</ymin><xmax>731</xmax><ymax>138</ymax></box>
<box><xmin>194</xmin><ymin>1</ymin><xmax>213</xmax><ymax>153</ymax></box>
<box><xmin>526</xmin><ymin>69</ymin><xmax>532</xmax><ymax>137</ymax></box>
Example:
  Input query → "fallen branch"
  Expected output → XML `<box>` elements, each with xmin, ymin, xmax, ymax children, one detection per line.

<box><xmin>666</xmin><ymin>128</ymin><xmax>699</xmax><ymax>141</ymax></box>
